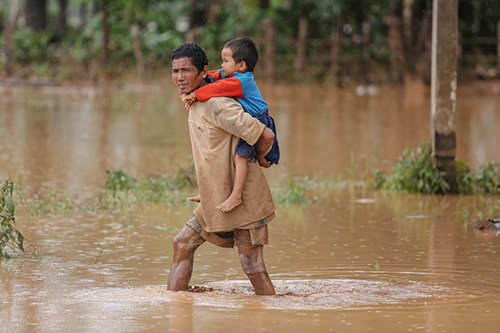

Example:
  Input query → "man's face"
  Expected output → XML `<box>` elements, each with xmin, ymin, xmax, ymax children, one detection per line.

<box><xmin>172</xmin><ymin>57</ymin><xmax>205</xmax><ymax>94</ymax></box>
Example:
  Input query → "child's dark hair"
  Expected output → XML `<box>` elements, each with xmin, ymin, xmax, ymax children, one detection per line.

<box><xmin>224</xmin><ymin>37</ymin><xmax>259</xmax><ymax>72</ymax></box>
<box><xmin>171</xmin><ymin>43</ymin><xmax>208</xmax><ymax>74</ymax></box>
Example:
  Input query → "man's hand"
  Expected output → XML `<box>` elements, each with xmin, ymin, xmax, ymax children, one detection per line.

<box><xmin>258</xmin><ymin>156</ymin><xmax>273</xmax><ymax>168</ymax></box>
<box><xmin>255</xmin><ymin>127</ymin><xmax>275</xmax><ymax>168</ymax></box>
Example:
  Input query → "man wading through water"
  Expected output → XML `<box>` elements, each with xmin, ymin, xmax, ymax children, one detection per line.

<box><xmin>167</xmin><ymin>43</ymin><xmax>276</xmax><ymax>295</ymax></box>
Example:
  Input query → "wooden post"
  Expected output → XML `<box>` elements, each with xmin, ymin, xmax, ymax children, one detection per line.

<box><xmin>430</xmin><ymin>0</ymin><xmax>458</xmax><ymax>192</ymax></box>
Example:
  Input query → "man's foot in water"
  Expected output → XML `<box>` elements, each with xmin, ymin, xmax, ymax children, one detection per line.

<box><xmin>217</xmin><ymin>194</ymin><xmax>242</xmax><ymax>212</ymax></box>
<box><xmin>188</xmin><ymin>195</ymin><xmax>201</xmax><ymax>203</ymax></box>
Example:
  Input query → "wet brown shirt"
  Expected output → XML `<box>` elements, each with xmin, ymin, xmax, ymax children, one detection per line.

<box><xmin>188</xmin><ymin>97</ymin><xmax>276</xmax><ymax>232</ymax></box>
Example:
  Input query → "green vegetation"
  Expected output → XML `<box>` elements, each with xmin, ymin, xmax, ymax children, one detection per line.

<box><xmin>273</xmin><ymin>176</ymin><xmax>311</xmax><ymax>205</ymax></box>
<box><xmin>373</xmin><ymin>141</ymin><xmax>500</xmax><ymax>195</ymax></box>
<box><xmin>373</xmin><ymin>141</ymin><xmax>450</xmax><ymax>194</ymax></box>
<box><xmin>457</xmin><ymin>161</ymin><xmax>500</xmax><ymax>195</ymax></box>
<box><xmin>94</xmin><ymin>237</ymin><xmax>113</xmax><ymax>265</ymax></box>
<box><xmin>1</xmin><ymin>0</ymin><xmax>499</xmax><ymax>82</ymax></box>
<box><xmin>0</xmin><ymin>178</ymin><xmax>25</xmax><ymax>259</ymax></box>
<box><xmin>5</xmin><ymin>143</ymin><xmax>500</xmax><ymax>224</ymax></box>
<box><xmin>16</xmin><ymin>167</ymin><xmax>198</xmax><ymax>218</ymax></box>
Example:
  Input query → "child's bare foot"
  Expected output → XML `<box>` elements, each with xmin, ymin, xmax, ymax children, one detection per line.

<box><xmin>188</xmin><ymin>195</ymin><xmax>201</xmax><ymax>203</ymax></box>
<box><xmin>217</xmin><ymin>195</ymin><xmax>242</xmax><ymax>212</ymax></box>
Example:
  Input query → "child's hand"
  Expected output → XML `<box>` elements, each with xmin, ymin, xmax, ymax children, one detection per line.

<box><xmin>180</xmin><ymin>93</ymin><xmax>197</xmax><ymax>110</ymax></box>
<box><xmin>180</xmin><ymin>94</ymin><xmax>193</xmax><ymax>109</ymax></box>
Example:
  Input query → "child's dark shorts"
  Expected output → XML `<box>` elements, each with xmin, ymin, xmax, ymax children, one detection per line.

<box><xmin>235</xmin><ymin>110</ymin><xmax>280</xmax><ymax>165</ymax></box>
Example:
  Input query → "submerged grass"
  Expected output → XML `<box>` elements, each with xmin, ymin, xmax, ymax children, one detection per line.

<box><xmin>1</xmin><ymin>178</ymin><xmax>39</xmax><ymax>260</ymax></box>
<box><xmin>94</xmin><ymin>237</ymin><xmax>114</xmax><ymax>265</ymax></box>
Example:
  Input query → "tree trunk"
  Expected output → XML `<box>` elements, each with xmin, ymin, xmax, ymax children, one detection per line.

<box><xmin>131</xmin><ymin>24</ymin><xmax>145</xmax><ymax>81</ymax></box>
<box><xmin>4</xmin><ymin>0</ymin><xmax>20</xmax><ymax>77</ymax></box>
<box><xmin>388</xmin><ymin>0</ymin><xmax>405</xmax><ymax>85</ymax></box>
<box><xmin>186</xmin><ymin>0</ymin><xmax>205</xmax><ymax>43</ymax></box>
<box><xmin>56</xmin><ymin>0</ymin><xmax>68</xmax><ymax>38</ymax></box>
<box><xmin>362</xmin><ymin>19</ymin><xmax>370</xmax><ymax>62</ymax></box>
<box><xmin>294</xmin><ymin>16</ymin><xmax>308</xmax><ymax>79</ymax></box>
<box><xmin>263</xmin><ymin>18</ymin><xmax>276</xmax><ymax>83</ymax></box>
<box><xmin>88</xmin><ymin>2</ymin><xmax>98</xmax><ymax>83</ymax></box>
<box><xmin>361</xmin><ymin>19</ymin><xmax>371</xmax><ymax>82</ymax></box>
<box><xmin>327</xmin><ymin>17</ymin><xmax>343</xmax><ymax>83</ymax></box>
<box><xmin>405</xmin><ymin>0</ymin><xmax>432</xmax><ymax>82</ymax></box>
<box><xmin>431</xmin><ymin>0</ymin><xmax>458</xmax><ymax>192</ymax></box>
<box><xmin>102</xmin><ymin>0</ymin><xmax>109</xmax><ymax>72</ymax></box>
<box><xmin>498</xmin><ymin>21</ymin><xmax>500</xmax><ymax>73</ymax></box>
<box><xmin>25</xmin><ymin>0</ymin><xmax>47</xmax><ymax>31</ymax></box>
<box><xmin>4</xmin><ymin>20</ymin><xmax>14</xmax><ymax>76</ymax></box>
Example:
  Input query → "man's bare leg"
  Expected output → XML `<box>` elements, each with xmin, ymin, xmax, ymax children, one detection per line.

<box><xmin>238</xmin><ymin>245</ymin><xmax>276</xmax><ymax>295</ymax></box>
<box><xmin>217</xmin><ymin>154</ymin><xmax>247</xmax><ymax>212</ymax></box>
<box><xmin>255</xmin><ymin>127</ymin><xmax>275</xmax><ymax>169</ymax></box>
<box><xmin>167</xmin><ymin>225</ymin><xmax>205</xmax><ymax>291</ymax></box>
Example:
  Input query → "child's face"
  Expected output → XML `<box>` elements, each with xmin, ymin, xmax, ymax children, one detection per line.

<box><xmin>221</xmin><ymin>47</ymin><xmax>246</xmax><ymax>76</ymax></box>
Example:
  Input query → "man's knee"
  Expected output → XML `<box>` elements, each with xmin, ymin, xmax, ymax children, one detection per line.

<box><xmin>238</xmin><ymin>246</ymin><xmax>266</xmax><ymax>275</ymax></box>
<box><xmin>172</xmin><ymin>227</ymin><xmax>204</xmax><ymax>257</ymax></box>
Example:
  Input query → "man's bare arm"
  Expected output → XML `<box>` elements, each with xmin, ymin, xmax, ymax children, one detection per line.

<box><xmin>255</xmin><ymin>127</ymin><xmax>275</xmax><ymax>168</ymax></box>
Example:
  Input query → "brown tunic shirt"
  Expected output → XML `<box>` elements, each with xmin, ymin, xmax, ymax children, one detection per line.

<box><xmin>188</xmin><ymin>97</ymin><xmax>276</xmax><ymax>232</ymax></box>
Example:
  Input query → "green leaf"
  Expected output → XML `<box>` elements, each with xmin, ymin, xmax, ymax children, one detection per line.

<box><xmin>5</xmin><ymin>196</ymin><xmax>14</xmax><ymax>215</ymax></box>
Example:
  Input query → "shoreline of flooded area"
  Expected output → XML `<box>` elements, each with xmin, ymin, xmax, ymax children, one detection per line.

<box><xmin>2</xmin><ymin>81</ymin><xmax>500</xmax><ymax>331</ymax></box>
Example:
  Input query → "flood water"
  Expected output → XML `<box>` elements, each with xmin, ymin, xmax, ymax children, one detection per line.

<box><xmin>1</xmin><ymin>80</ymin><xmax>500</xmax><ymax>332</ymax></box>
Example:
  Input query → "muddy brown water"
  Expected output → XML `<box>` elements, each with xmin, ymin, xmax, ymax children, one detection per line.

<box><xmin>1</xmin><ymin>81</ymin><xmax>500</xmax><ymax>332</ymax></box>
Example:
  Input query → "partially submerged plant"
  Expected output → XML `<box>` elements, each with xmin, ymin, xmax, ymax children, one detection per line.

<box><xmin>375</xmin><ymin>141</ymin><xmax>450</xmax><ymax>194</ymax></box>
<box><xmin>274</xmin><ymin>176</ymin><xmax>311</xmax><ymax>204</ymax></box>
<box><xmin>94</xmin><ymin>237</ymin><xmax>113</xmax><ymax>265</ymax></box>
<box><xmin>373</xmin><ymin>141</ymin><xmax>500</xmax><ymax>195</ymax></box>
<box><xmin>1</xmin><ymin>178</ymin><xmax>25</xmax><ymax>259</ymax></box>
<box><xmin>105</xmin><ymin>169</ymin><xmax>138</xmax><ymax>194</ymax></box>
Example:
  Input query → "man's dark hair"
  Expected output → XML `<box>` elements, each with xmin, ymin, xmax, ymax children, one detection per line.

<box><xmin>224</xmin><ymin>37</ymin><xmax>259</xmax><ymax>72</ymax></box>
<box><xmin>171</xmin><ymin>43</ymin><xmax>209</xmax><ymax>74</ymax></box>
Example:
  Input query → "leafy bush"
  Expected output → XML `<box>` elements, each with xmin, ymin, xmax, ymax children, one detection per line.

<box><xmin>375</xmin><ymin>141</ymin><xmax>450</xmax><ymax>194</ymax></box>
<box><xmin>374</xmin><ymin>141</ymin><xmax>500</xmax><ymax>195</ymax></box>
<box><xmin>457</xmin><ymin>161</ymin><xmax>500</xmax><ymax>195</ymax></box>
<box><xmin>12</xmin><ymin>27</ymin><xmax>53</xmax><ymax>64</ymax></box>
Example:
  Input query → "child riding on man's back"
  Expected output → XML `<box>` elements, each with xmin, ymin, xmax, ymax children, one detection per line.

<box><xmin>181</xmin><ymin>37</ymin><xmax>280</xmax><ymax>212</ymax></box>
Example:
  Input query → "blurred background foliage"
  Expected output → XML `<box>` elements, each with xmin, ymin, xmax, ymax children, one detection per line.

<box><xmin>0</xmin><ymin>0</ymin><xmax>499</xmax><ymax>83</ymax></box>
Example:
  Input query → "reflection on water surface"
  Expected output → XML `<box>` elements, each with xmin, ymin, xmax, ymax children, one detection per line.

<box><xmin>1</xmin><ymin>81</ymin><xmax>500</xmax><ymax>332</ymax></box>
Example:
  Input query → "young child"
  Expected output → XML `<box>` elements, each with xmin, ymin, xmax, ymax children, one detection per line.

<box><xmin>181</xmin><ymin>37</ymin><xmax>279</xmax><ymax>213</ymax></box>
